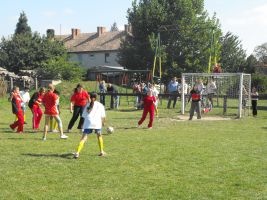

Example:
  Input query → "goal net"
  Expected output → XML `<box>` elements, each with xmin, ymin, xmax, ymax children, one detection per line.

<box><xmin>181</xmin><ymin>73</ymin><xmax>251</xmax><ymax>118</ymax></box>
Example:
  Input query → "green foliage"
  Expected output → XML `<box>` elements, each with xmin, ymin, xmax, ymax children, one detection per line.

<box><xmin>0</xmin><ymin>33</ymin><xmax>68</xmax><ymax>74</ymax></box>
<box><xmin>254</xmin><ymin>42</ymin><xmax>267</xmax><ymax>64</ymax></box>
<box><xmin>244</xmin><ymin>54</ymin><xmax>258</xmax><ymax>74</ymax></box>
<box><xmin>36</xmin><ymin>56</ymin><xmax>84</xmax><ymax>81</ymax></box>
<box><xmin>251</xmin><ymin>73</ymin><xmax>267</xmax><ymax>92</ymax></box>
<box><xmin>0</xmin><ymin>11</ymin><xmax>83</xmax><ymax>81</ymax></box>
<box><xmin>14</xmin><ymin>11</ymin><xmax>31</xmax><ymax>35</ymax></box>
<box><xmin>110</xmin><ymin>22</ymin><xmax>119</xmax><ymax>32</ymax></box>
<box><xmin>118</xmin><ymin>0</ymin><xmax>222</xmax><ymax>77</ymax></box>
<box><xmin>219</xmin><ymin>32</ymin><xmax>247</xmax><ymax>72</ymax></box>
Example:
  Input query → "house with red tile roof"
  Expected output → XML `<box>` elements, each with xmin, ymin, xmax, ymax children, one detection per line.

<box><xmin>55</xmin><ymin>25</ymin><xmax>131</xmax><ymax>69</ymax></box>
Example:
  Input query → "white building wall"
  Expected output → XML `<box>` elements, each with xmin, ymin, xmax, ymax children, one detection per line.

<box><xmin>69</xmin><ymin>51</ymin><xmax>121</xmax><ymax>68</ymax></box>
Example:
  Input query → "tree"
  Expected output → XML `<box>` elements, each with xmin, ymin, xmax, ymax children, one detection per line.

<box><xmin>219</xmin><ymin>32</ymin><xmax>246</xmax><ymax>72</ymax></box>
<box><xmin>244</xmin><ymin>54</ymin><xmax>258</xmax><ymax>74</ymax></box>
<box><xmin>254</xmin><ymin>43</ymin><xmax>267</xmax><ymax>64</ymax></box>
<box><xmin>110</xmin><ymin>22</ymin><xmax>119</xmax><ymax>32</ymax></box>
<box><xmin>0</xmin><ymin>11</ymin><xmax>84</xmax><ymax>80</ymax></box>
<box><xmin>15</xmin><ymin>11</ymin><xmax>31</xmax><ymax>35</ymax></box>
<box><xmin>118</xmin><ymin>0</ymin><xmax>222</xmax><ymax>79</ymax></box>
<box><xmin>36</xmin><ymin>55</ymin><xmax>84</xmax><ymax>81</ymax></box>
<box><xmin>0</xmin><ymin>33</ymin><xmax>67</xmax><ymax>73</ymax></box>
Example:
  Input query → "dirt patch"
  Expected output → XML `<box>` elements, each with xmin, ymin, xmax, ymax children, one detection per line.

<box><xmin>159</xmin><ymin>115</ymin><xmax>232</xmax><ymax>122</ymax></box>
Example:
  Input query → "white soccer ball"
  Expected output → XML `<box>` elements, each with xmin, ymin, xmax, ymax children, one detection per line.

<box><xmin>106</xmin><ymin>126</ymin><xmax>114</xmax><ymax>134</ymax></box>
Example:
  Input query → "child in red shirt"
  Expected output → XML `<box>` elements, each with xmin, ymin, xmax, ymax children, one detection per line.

<box><xmin>42</xmin><ymin>84</ymin><xmax>68</xmax><ymax>140</ymax></box>
<box><xmin>29</xmin><ymin>87</ymin><xmax>45</xmax><ymax>130</ymax></box>
<box><xmin>9</xmin><ymin>86</ymin><xmax>24</xmax><ymax>133</ymax></box>
<box><xmin>138</xmin><ymin>89</ymin><xmax>156</xmax><ymax>129</ymax></box>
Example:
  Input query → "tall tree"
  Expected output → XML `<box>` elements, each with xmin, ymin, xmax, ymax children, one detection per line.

<box><xmin>15</xmin><ymin>11</ymin><xmax>31</xmax><ymax>35</ymax></box>
<box><xmin>118</xmin><ymin>0</ymin><xmax>222</xmax><ymax>79</ymax></box>
<box><xmin>219</xmin><ymin>32</ymin><xmax>246</xmax><ymax>72</ymax></box>
<box><xmin>244</xmin><ymin>54</ymin><xmax>258</xmax><ymax>74</ymax></box>
<box><xmin>110</xmin><ymin>22</ymin><xmax>119</xmax><ymax>32</ymax></box>
<box><xmin>0</xmin><ymin>11</ymin><xmax>83</xmax><ymax>80</ymax></box>
<box><xmin>254</xmin><ymin>43</ymin><xmax>267</xmax><ymax>64</ymax></box>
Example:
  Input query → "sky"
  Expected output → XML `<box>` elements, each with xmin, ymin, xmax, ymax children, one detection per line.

<box><xmin>0</xmin><ymin>0</ymin><xmax>267</xmax><ymax>56</ymax></box>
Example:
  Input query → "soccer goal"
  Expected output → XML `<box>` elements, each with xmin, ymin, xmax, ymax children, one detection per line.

<box><xmin>181</xmin><ymin>73</ymin><xmax>251</xmax><ymax>118</ymax></box>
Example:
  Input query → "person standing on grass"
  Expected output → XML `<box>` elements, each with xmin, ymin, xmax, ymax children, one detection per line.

<box><xmin>137</xmin><ymin>89</ymin><xmax>156</xmax><ymax>129</ymax></box>
<box><xmin>188</xmin><ymin>84</ymin><xmax>202</xmax><ymax>120</ymax></box>
<box><xmin>150</xmin><ymin>83</ymin><xmax>159</xmax><ymax>117</ymax></box>
<box><xmin>99</xmin><ymin>80</ymin><xmax>106</xmax><ymax>106</ymax></box>
<box><xmin>28</xmin><ymin>87</ymin><xmax>45</xmax><ymax>131</ymax></box>
<box><xmin>20</xmin><ymin>86</ymin><xmax>30</xmax><ymax>124</ymax></box>
<box><xmin>9</xmin><ymin>86</ymin><xmax>24</xmax><ymax>133</ymax></box>
<box><xmin>251</xmin><ymin>86</ymin><xmax>259</xmax><ymax>117</ymax></box>
<box><xmin>107</xmin><ymin>83</ymin><xmax>119</xmax><ymax>109</ymax></box>
<box><xmin>73</xmin><ymin>93</ymin><xmax>106</xmax><ymax>158</ymax></box>
<box><xmin>67</xmin><ymin>84</ymin><xmax>90</xmax><ymax>133</ymax></box>
<box><xmin>206</xmin><ymin>77</ymin><xmax>217</xmax><ymax>109</ymax></box>
<box><xmin>167</xmin><ymin>77</ymin><xmax>179</xmax><ymax>109</ymax></box>
<box><xmin>49</xmin><ymin>89</ymin><xmax>61</xmax><ymax>133</ymax></box>
<box><xmin>42</xmin><ymin>84</ymin><xmax>68</xmax><ymax>141</ymax></box>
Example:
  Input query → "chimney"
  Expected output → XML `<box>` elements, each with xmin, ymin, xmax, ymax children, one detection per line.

<box><xmin>46</xmin><ymin>29</ymin><xmax>55</xmax><ymax>38</ymax></box>
<box><xmin>97</xmin><ymin>26</ymin><xmax>106</xmax><ymax>37</ymax></box>
<box><xmin>71</xmin><ymin>28</ymin><xmax>80</xmax><ymax>39</ymax></box>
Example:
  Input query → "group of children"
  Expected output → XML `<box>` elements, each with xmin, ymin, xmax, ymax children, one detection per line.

<box><xmin>8</xmin><ymin>80</ymin><xmax>259</xmax><ymax>159</ymax></box>
<box><xmin>9</xmin><ymin>84</ymin><xmax>106</xmax><ymax>159</ymax></box>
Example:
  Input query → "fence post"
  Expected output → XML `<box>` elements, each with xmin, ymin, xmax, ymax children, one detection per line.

<box><xmin>35</xmin><ymin>77</ymin><xmax>38</xmax><ymax>90</ymax></box>
<box><xmin>10</xmin><ymin>77</ymin><xmax>13</xmax><ymax>91</ymax></box>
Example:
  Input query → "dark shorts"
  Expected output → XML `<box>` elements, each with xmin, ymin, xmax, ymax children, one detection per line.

<box><xmin>83</xmin><ymin>129</ymin><xmax>101</xmax><ymax>135</ymax></box>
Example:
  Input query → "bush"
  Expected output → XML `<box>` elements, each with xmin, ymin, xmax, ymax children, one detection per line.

<box><xmin>36</xmin><ymin>56</ymin><xmax>85</xmax><ymax>81</ymax></box>
<box><xmin>251</xmin><ymin>73</ymin><xmax>267</xmax><ymax>93</ymax></box>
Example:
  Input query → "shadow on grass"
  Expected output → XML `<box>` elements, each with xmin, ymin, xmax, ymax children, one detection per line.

<box><xmin>6</xmin><ymin>137</ymin><xmax>59</xmax><ymax>141</ymax></box>
<box><xmin>258</xmin><ymin>106</ymin><xmax>267</xmax><ymax>111</ymax></box>
<box><xmin>118</xmin><ymin>109</ymin><xmax>140</xmax><ymax>112</ymax></box>
<box><xmin>22</xmin><ymin>153</ymin><xmax>74</xmax><ymax>160</ymax></box>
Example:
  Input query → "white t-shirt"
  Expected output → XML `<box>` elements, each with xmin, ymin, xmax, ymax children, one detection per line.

<box><xmin>82</xmin><ymin>101</ymin><xmax>106</xmax><ymax>129</ymax></box>
<box><xmin>206</xmin><ymin>81</ymin><xmax>217</xmax><ymax>94</ymax></box>
<box><xmin>152</xmin><ymin>87</ymin><xmax>159</xmax><ymax>106</ymax></box>
<box><xmin>20</xmin><ymin>91</ymin><xmax>30</xmax><ymax>106</ymax></box>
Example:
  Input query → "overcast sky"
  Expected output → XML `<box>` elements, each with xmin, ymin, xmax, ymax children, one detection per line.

<box><xmin>0</xmin><ymin>0</ymin><xmax>266</xmax><ymax>56</ymax></box>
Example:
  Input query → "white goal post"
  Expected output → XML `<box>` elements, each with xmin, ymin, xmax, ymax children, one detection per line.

<box><xmin>181</xmin><ymin>73</ymin><xmax>251</xmax><ymax>118</ymax></box>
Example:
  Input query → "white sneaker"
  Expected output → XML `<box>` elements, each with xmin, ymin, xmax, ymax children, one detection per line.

<box><xmin>60</xmin><ymin>134</ymin><xmax>68</xmax><ymax>139</ymax></box>
<box><xmin>98</xmin><ymin>152</ymin><xmax>106</xmax><ymax>157</ymax></box>
<box><xmin>73</xmin><ymin>152</ymin><xmax>79</xmax><ymax>159</ymax></box>
<box><xmin>42</xmin><ymin>137</ymin><xmax>46</xmax><ymax>141</ymax></box>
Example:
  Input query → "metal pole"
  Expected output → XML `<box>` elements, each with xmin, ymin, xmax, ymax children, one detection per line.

<box><xmin>238</xmin><ymin>73</ymin><xmax>244</xmax><ymax>118</ymax></box>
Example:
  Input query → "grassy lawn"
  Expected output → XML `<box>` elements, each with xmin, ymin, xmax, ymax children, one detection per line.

<box><xmin>0</xmin><ymin>82</ymin><xmax>266</xmax><ymax>199</ymax></box>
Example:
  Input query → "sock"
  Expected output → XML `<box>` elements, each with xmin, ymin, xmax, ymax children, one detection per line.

<box><xmin>155</xmin><ymin>108</ymin><xmax>158</xmax><ymax>116</ymax></box>
<box><xmin>98</xmin><ymin>136</ymin><xmax>104</xmax><ymax>153</ymax></box>
<box><xmin>77</xmin><ymin>140</ymin><xmax>85</xmax><ymax>154</ymax></box>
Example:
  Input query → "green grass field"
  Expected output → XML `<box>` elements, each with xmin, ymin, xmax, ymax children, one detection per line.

<box><xmin>0</xmin><ymin>82</ymin><xmax>266</xmax><ymax>200</ymax></box>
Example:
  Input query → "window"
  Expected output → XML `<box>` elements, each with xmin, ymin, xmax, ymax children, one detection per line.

<box><xmin>89</xmin><ymin>54</ymin><xmax>95</xmax><ymax>60</ymax></box>
<box><xmin>105</xmin><ymin>53</ymin><xmax>110</xmax><ymax>63</ymax></box>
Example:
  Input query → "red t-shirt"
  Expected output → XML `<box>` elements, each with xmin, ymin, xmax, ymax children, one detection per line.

<box><xmin>43</xmin><ymin>91</ymin><xmax>58</xmax><ymax>115</ymax></box>
<box><xmin>32</xmin><ymin>92</ymin><xmax>44</xmax><ymax>108</ymax></box>
<box><xmin>70</xmin><ymin>91</ymin><xmax>90</xmax><ymax>106</ymax></box>
<box><xmin>11</xmin><ymin>93</ymin><xmax>23</xmax><ymax>114</ymax></box>
<box><xmin>143</xmin><ymin>95</ymin><xmax>156</xmax><ymax>110</ymax></box>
